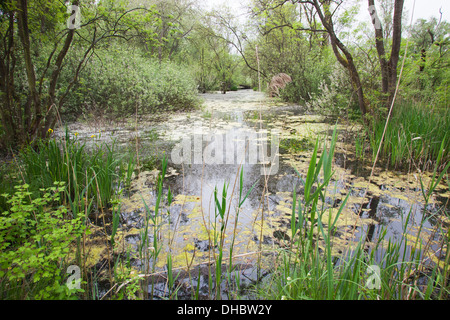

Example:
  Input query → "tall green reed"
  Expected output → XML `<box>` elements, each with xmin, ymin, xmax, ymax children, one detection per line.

<box><xmin>260</xmin><ymin>125</ymin><xmax>449</xmax><ymax>300</ymax></box>
<box><xmin>140</xmin><ymin>154</ymin><xmax>168</xmax><ymax>299</ymax></box>
<box><xmin>12</xmin><ymin>128</ymin><xmax>137</xmax><ymax>299</ymax></box>
<box><xmin>213</xmin><ymin>182</ymin><xmax>229</xmax><ymax>299</ymax></box>
<box><xmin>368</xmin><ymin>101</ymin><xmax>450</xmax><ymax>169</ymax></box>
<box><xmin>19</xmin><ymin>127</ymin><xmax>121</xmax><ymax>212</ymax></box>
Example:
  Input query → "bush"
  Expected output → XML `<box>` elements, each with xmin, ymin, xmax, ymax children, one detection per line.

<box><xmin>300</xmin><ymin>62</ymin><xmax>359</xmax><ymax>117</ymax></box>
<box><xmin>0</xmin><ymin>183</ymin><xmax>85</xmax><ymax>299</ymax></box>
<box><xmin>0</xmin><ymin>128</ymin><xmax>143</xmax><ymax>299</ymax></box>
<box><xmin>61</xmin><ymin>45</ymin><xmax>201</xmax><ymax>120</ymax></box>
<box><xmin>279</xmin><ymin>48</ymin><xmax>337</xmax><ymax>106</ymax></box>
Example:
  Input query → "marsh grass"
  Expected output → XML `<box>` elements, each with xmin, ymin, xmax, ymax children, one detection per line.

<box><xmin>1</xmin><ymin>121</ymin><xmax>448</xmax><ymax>300</ymax></box>
<box><xmin>0</xmin><ymin>127</ymin><xmax>142</xmax><ymax>299</ymax></box>
<box><xmin>255</xmin><ymin>126</ymin><xmax>450</xmax><ymax>300</ymax></box>
<box><xmin>18</xmin><ymin>127</ymin><xmax>121</xmax><ymax>213</ymax></box>
<box><xmin>355</xmin><ymin>131</ymin><xmax>368</xmax><ymax>162</ymax></box>
<box><xmin>368</xmin><ymin>101</ymin><xmax>450</xmax><ymax>170</ymax></box>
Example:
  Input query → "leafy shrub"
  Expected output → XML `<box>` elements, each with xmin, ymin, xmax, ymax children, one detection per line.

<box><xmin>302</xmin><ymin>62</ymin><xmax>358</xmax><ymax>116</ymax></box>
<box><xmin>61</xmin><ymin>45</ymin><xmax>201</xmax><ymax>119</ymax></box>
<box><xmin>401</xmin><ymin>54</ymin><xmax>450</xmax><ymax>108</ymax></box>
<box><xmin>279</xmin><ymin>48</ymin><xmax>337</xmax><ymax>106</ymax></box>
<box><xmin>0</xmin><ymin>183</ymin><xmax>85</xmax><ymax>299</ymax></box>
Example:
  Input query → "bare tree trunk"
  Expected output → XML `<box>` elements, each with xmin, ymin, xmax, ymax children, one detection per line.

<box><xmin>388</xmin><ymin>0</ymin><xmax>404</xmax><ymax>104</ymax></box>
<box><xmin>368</xmin><ymin>0</ymin><xmax>404</xmax><ymax>107</ymax></box>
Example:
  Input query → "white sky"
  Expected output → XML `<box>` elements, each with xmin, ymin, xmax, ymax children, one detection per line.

<box><xmin>404</xmin><ymin>0</ymin><xmax>449</xmax><ymax>22</ymax></box>
<box><xmin>202</xmin><ymin>0</ymin><xmax>450</xmax><ymax>23</ymax></box>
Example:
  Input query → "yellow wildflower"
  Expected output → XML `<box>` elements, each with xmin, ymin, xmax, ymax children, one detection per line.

<box><xmin>48</xmin><ymin>128</ymin><xmax>53</xmax><ymax>134</ymax></box>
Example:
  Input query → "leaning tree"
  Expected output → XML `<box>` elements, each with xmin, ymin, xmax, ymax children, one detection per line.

<box><xmin>0</xmin><ymin>0</ymin><xmax>158</xmax><ymax>150</ymax></box>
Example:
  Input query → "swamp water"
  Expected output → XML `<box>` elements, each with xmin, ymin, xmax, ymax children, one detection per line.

<box><xmin>60</xmin><ymin>90</ymin><xmax>449</xmax><ymax>299</ymax></box>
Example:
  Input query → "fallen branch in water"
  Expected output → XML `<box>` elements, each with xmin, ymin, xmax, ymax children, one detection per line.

<box><xmin>113</xmin><ymin>249</ymin><xmax>276</xmax><ymax>295</ymax></box>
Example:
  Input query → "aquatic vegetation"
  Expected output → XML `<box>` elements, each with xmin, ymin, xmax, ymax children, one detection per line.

<box><xmin>254</xmin><ymin>128</ymin><xmax>450</xmax><ymax>300</ymax></box>
<box><xmin>18</xmin><ymin>127</ymin><xmax>121</xmax><ymax>212</ymax></box>
<box><xmin>0</xmin><ymin>91</ymin><xmax>448</xmax><ymax>300</ymax></box>
<box><xmin>109</xmin><ymin>92</ymin><xmax>449</xmax><ymax>300</ymax></box>
<box><xmin>368</xmin><ymin>101</ymin><xmax>450</xmax><ymax>170</ymax></box>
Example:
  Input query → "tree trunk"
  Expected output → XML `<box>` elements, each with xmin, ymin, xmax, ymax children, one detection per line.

<box><xmin>313</xmin><ymin>0</ymin><xmax>367</xmax><ymax>115</ymax></box>
<box><xmin>387</xmin><ymin>0</ymin><xmax>404</xmax><ymax>105</ymax></box>
<box><xmin>17</xmin><ymin>0</ymin><xmax>41</xmax><ymax>143</ymax></box>
<box><xmin>0</xmin><ymin>11</ymin><xmax>17</xmax><ymax>148</ymax></box>
<box><xmin>368</xmin><ymin>0</ymin><xmax>389</xmax><ymax>94</ymax></box>
<box><xmin>15</xmin><ymin>0</ymin><xmax>77</xmax><ymax>143</ymax></box>
<box><xmin>368</xmin><ymin>0</ymin><xmax>404</xmax><ymax>108</ymax></box>
<box><xmin>419</xmin><ymin>48</ymin><xmax>426</xmax><ymax>72</ymax></box>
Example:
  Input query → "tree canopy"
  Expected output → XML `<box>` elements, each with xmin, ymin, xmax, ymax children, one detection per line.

<box><xmin>0</xmin><ymin>0</ymin><xmax>448</xmax><ymax>150</ymax></box>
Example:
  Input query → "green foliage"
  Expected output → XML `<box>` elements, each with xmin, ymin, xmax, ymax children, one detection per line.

<box><xmin>0</xmin><ymin>163</ymin><xmax>15</xmax><ymax>212</ymax></box>
<box><xmin>257</xmin><ymin>129</ymin><xmax>449</xmax><ymax>300</ymax></box>
<box><xmin>368</xmin><ymin>101</ymin><xmax>450</xmax><ymax>169</ymax></box>
<box><xmin>247</xmin><ymin>2</ymin><xmax>354</xmax><ymax>109</ymax></box>
<box><xmin>404</xmin><ymin>17</ymin><xmax>449</xmax><ymax>107</ymax></box>
<box><xmin>61</xmin><ymin>45</ymin><xmax>200</xmax><ymax>119</ymax></box>
<box><xmin>0</xmin><ymin>0</ymin><xmax>204</xmax><ymax>149</ymax></box>
<box><xmin>183</xmin><ymin>14</ymin><xmax>244</xmax><ymax>94</ymax></box>
<box><xmin>280</xmin><ymin>48</ymin><xmax>336</xmax><ymax>105</ymax></box>
<box><xmin>0</xmin><ymin>128</ymin><xmax>154</xmax><ymax>300</ymax></box>
<box><xmin>401</xmin><ymin>54</ymin><xmax>449</xmax><ymax>107</ymax></box>
<box><xmin>140</xmin><ymin>154</ymin><xmax>168</xmax><ymax>299</ymax></box>
<box><xmin>0</xmin><ymin>183</ymin><xmax>85</xmax><ymax>299</ymax></box>
<box><xmin>304</xmin><ymin>62</ymin><xmax>358</xmax><ymax>115</ymax></box>
<box><xmin>19</xmin><ymin>128</ymin><xmax>121</xmax><ymax>211</ymax></box>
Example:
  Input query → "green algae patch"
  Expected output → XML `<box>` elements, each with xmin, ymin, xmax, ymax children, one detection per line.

<box><xmin>321</xmin><ymin>207</ymin><xmax>376</xmax><ymax>228</ymax></box>
<box><xmin>173</xmin><ymin>194</ymin><xmax>202</xmax><ymax>205</ymax></box>
<box><xmin>120</xmin><ymin>169</ymin><xmax>160</xmax><ymax>214</ymax></box>
<box><xmin>74</xmin><ymin>224</ymin><xmax>142</xmax><ymax>269</ymax></box>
